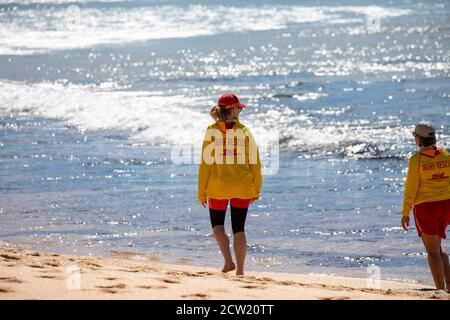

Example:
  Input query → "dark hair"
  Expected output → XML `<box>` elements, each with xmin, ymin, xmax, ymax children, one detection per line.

<box><xmin>420</xmin><ymin>136</ymin><xmax>437</xmax><ymax>147</ymax></box>
<box><xmin>210</xmin><ymin>105</ymin><xmax>232</xmax><ymax>121</ymax></box>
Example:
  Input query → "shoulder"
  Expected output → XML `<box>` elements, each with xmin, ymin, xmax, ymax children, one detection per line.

<box><xmin>408</xmin><ymin>152</ymin><xmax>421</xmax><ymax>164</ymax></box>
<box><xmin>202</xmin><ymin>124</ymin><xmax>221</xmax><ymax>140</ymax></box>
<box><xmin>205</xmin><ymin>123</ymin><xmax>218</xmax><ymax>130</ymax></box>
<box><xmin>439</xmin><ymin>148</ymin><xmax>450</xmax><ymax>156</ymax></box>
<box><xmin>235</xmin><ymin>120</ymin><xmax>251</xmax><ymax>133</ymax></box>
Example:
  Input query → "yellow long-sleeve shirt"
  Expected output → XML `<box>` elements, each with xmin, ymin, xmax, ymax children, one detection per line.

<box><xmin>198</xmin><ymin>119</ymin><xmax>262</xmax><ymax>203</ymax></box>
<box><xmin>402</xmin><ymin>147</ymin><xmax>450</xmax><ymax>217</ymax></box>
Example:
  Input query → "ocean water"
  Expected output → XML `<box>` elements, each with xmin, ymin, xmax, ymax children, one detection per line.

<box><xmin>1</xmin><ymin>0</ymin><xmax>449</xmax><ymax>286</ymax></box>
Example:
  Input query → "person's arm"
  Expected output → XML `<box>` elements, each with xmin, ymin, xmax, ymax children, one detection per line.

<box><xmin>247</xmin><ymin>130</ymin><xmax>262</xmax><ymax>199</ymax></box>
<box><xmin>198</xmin><ymin>132</ymin><xmax>212</xmax><ymax>206</ymax></box>
<box><xmin>402</xmin><ymin>155</ymin><xmax>420</xmax><ymax>217</ymax></box>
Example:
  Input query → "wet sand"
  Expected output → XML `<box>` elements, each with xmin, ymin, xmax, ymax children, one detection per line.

<box><xmin>0</xmin><ymin>245</ymin><xmax>448</xmax><ymax>300</ymax></box>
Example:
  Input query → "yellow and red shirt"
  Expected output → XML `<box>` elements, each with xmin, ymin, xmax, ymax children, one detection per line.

<box><xmin>402</xmin><ymin>146</ymin><xmax>450</xmax><ymax>217</ymax></box>
<box><xmin>198</xmin><ymin>119</ymin><xmax>262</xmax><ymax>202</ymax></box>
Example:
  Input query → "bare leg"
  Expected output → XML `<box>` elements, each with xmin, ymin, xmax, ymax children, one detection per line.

<box><xmin>233</xmin><ymin>232</ymin><xmax>247</xmax><ymax>276</ymax></box>
<box><xmin>440</xmin><ymin>246</ymin><xmax>450</xmax><ymax>291</ymax></box>
<box><xmin>212</xmin><ymin>226</ymin><xmax>235</xmax><ymax>273</ymax></box>
<box><xmin>421</xmin><ymin>234</ymin><xmax>445</xmax><ymax>290</ymax></box>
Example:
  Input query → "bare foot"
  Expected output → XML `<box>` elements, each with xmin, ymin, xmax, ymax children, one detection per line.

<box><xmin>222</xmin><ymin>262</ymin><xmax>236</xmax><ymax>273</ymax></box>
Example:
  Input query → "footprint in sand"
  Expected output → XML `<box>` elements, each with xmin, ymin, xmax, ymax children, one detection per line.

<box><xmin>39</xmin><ymin>270</ymin><xmax>51</xmax><ymax>274</ymax></box>
<box><xmin>127</xmin><ymin>268</ymin><xmax>143</xmax><ymax>273</ymax></box>
<box><xmin>274</xmin><ymin>280</ymin><xmax>296</xmax><ymax>286</ymax></box>
<box><xmin>234</xmin><ymin>277</ymin><xmax>271</xmax><ymax>285</ymax></box>
<box><xmin>240</xmin><ymin>285</ymin><xmax>267</xmax><ymax>290</ymax></box>
<box><xmin>159</xmin><ymin>277</ymin><xmax>180</xmax><ymax>284</ymax></box>
<box><xmin>211</xmin><ymin>288</ymin><xmax>228</xmax><ymax>293</ymax></box>
<box><xmin>118</xmin><ymin>268</ymin><xmax>142</xmax><ymax>273</ymax></box>
<box><xmin>181</xmin><ymin>293</ymin><xmax>209</xmax><ymax>299</ymax></box>
<box><xmin>180</xmin><ymin>272</ymin><xmax>202</xmax><ymax>277</ymax></box>
<box><xmin>320</xmin><ymin>296</ymin><xmax>351</xmax><ymax>300</ymax></box>
<box><xmin>260</xmin><ymin>277</ymin><xmax>273</xmax><ymax>282</ymax></box>
<box><xmin>27</xmin><ymin>264</ymin><xmax>45</xmax><ymax>269</ymax></box>
<box><xmin>136</xmin><ymin>285</ymin><xmax>168</xmax><ymax>290</ymax></box>
<box><xmin>83</xmin><ymin>261</ymin><xmax>102</xmax><ymax>268</ymax></box>
<box><xmin>104</xmin><ymin>277</ymin><xmax>118</xmax><ymax>281</ymax></box>
<box><xmin>100</xmin><ymin>289</ymin><xmax>118</xmax><ymax>294</ymax></box>
<box><xmin>96</xmin><ymin>283</ymin><xmax>127</xmax><ymax>290</ymax></box>
<box><xmin>233</xmin><ymin>277</ymin><xmax>260</xmax><ymax>284</ymax></box>
<box><xmin>0</xmin><ymin>277</ymin><xmax>24</xmax><ymax>284</ymax></box>
<box><xmin>96</xmin><ymin>283</ymin><xmax>127</xmax><ymax>293</ymax></box>
<box><xmin>167</xmin><ymin>271</ymin><xmax>201</xmax><ymax>278</ymax></box>
<box><xmin>45</xmin><ymin>262</ymin><xmax>60</xmax><ymax>267</ymax></box>
<box><xmin>0</xmin><ymin>254</ymin><xmax>21</xmax><ymax>260</ymax></box>
<box><xmin>85</xmin><ymin>264</ymin><xmax>102</xmax><ymax>270</ymax></box>
<box><xmin>0</xmin><ymin>286</ymin><xmax>14</xmax><ymax>293</ymax></box>
<box><xmin>37</xmin><ymin>275</ymin><xmax>62</xmax><ymax>280</ymax></box>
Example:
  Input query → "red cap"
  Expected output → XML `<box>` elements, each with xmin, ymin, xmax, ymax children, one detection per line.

<box><xmin>217</xmin><ymin>93</ymin><xmax>246</xmax><ymax>110</ymax></box>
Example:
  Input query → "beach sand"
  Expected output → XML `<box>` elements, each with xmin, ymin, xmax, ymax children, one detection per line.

<box><xmin>0</xmin><ymin>245</ymin><xmax>448</xmax><ymax>300</ymax></box>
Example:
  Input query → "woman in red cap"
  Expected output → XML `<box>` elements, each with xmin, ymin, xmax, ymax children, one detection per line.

<box><xmin>198</xmin><ymin>93</ymin><xmax>262</xmax><ymax>276</ymax></box>
<box><xmin>401</xmin><ymin>122</ymin><xmax>450</xmax><ymax>290</ymax></box>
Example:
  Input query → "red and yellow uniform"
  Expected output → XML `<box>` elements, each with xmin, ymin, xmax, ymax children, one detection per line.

<box><xmin>198</xmin><ymin>119</ymin><xmax>262</xmax><ymax>204</ymax></box>
<box><xmin>402</xmin><ymin>146</ymin><xmax>450</xmax><ymax>238</ymax></box>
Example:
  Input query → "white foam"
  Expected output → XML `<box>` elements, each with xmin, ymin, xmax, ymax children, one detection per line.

<box><xmin>248</xmin><ymin>106</ymin><xmax>411</xmax><ymax>152</ymax></box>
<box><xmin>325</xmin><ymin>5</ymin><xmax>412</xmax><ymax>18</ymax></box>
<box><xmin>0</xmin><ymin>80</ymin><xmax>414</xmax><ymax>153</ymax></box>
<box><xmin>293</xmin><ymin>92</ymin><xmax>328</xmax><ymax>101</ymax></box>
<box><xmin>0</xmin><ymin>4</ymin><xmax>412</xmax><ymax>55</ymax></box>
<box><xmin>0</xmin><ymin>80</ymin><xmax>211</xmax><ymax>146</ymax></box>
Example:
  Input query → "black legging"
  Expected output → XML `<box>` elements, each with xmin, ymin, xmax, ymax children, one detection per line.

<box><xmin>209</xmin><ymin>206</ymin><xmax>248</xmax><ymax>234</ymax></box>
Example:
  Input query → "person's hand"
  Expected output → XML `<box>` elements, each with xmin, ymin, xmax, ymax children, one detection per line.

<box><xmin>401</xmin><ymin>216</ymin><xmax>410</xmax><ymax>231</ymax></box>
<box><xmin>200</xmin><ymin>200</ymin><xmax>207</xmax><ymax>208</ymax></box>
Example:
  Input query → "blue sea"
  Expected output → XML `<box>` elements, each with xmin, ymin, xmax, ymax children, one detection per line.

<box><xmin>0</xmin><ymin>0</ymin><xmax>449</xmax><ymax>286</ymax></box>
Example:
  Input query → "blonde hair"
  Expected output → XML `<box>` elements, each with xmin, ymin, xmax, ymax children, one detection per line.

<box><xmin>210</xmin><ymin>104</ymin><xmax>232</xmax><ymax>121</ymax></box>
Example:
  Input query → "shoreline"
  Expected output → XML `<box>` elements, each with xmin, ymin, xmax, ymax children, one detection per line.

<box><xmin>0</xmin><ymin>244</ymin><xmax>448</xmax><ymax>300</ymax></box>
